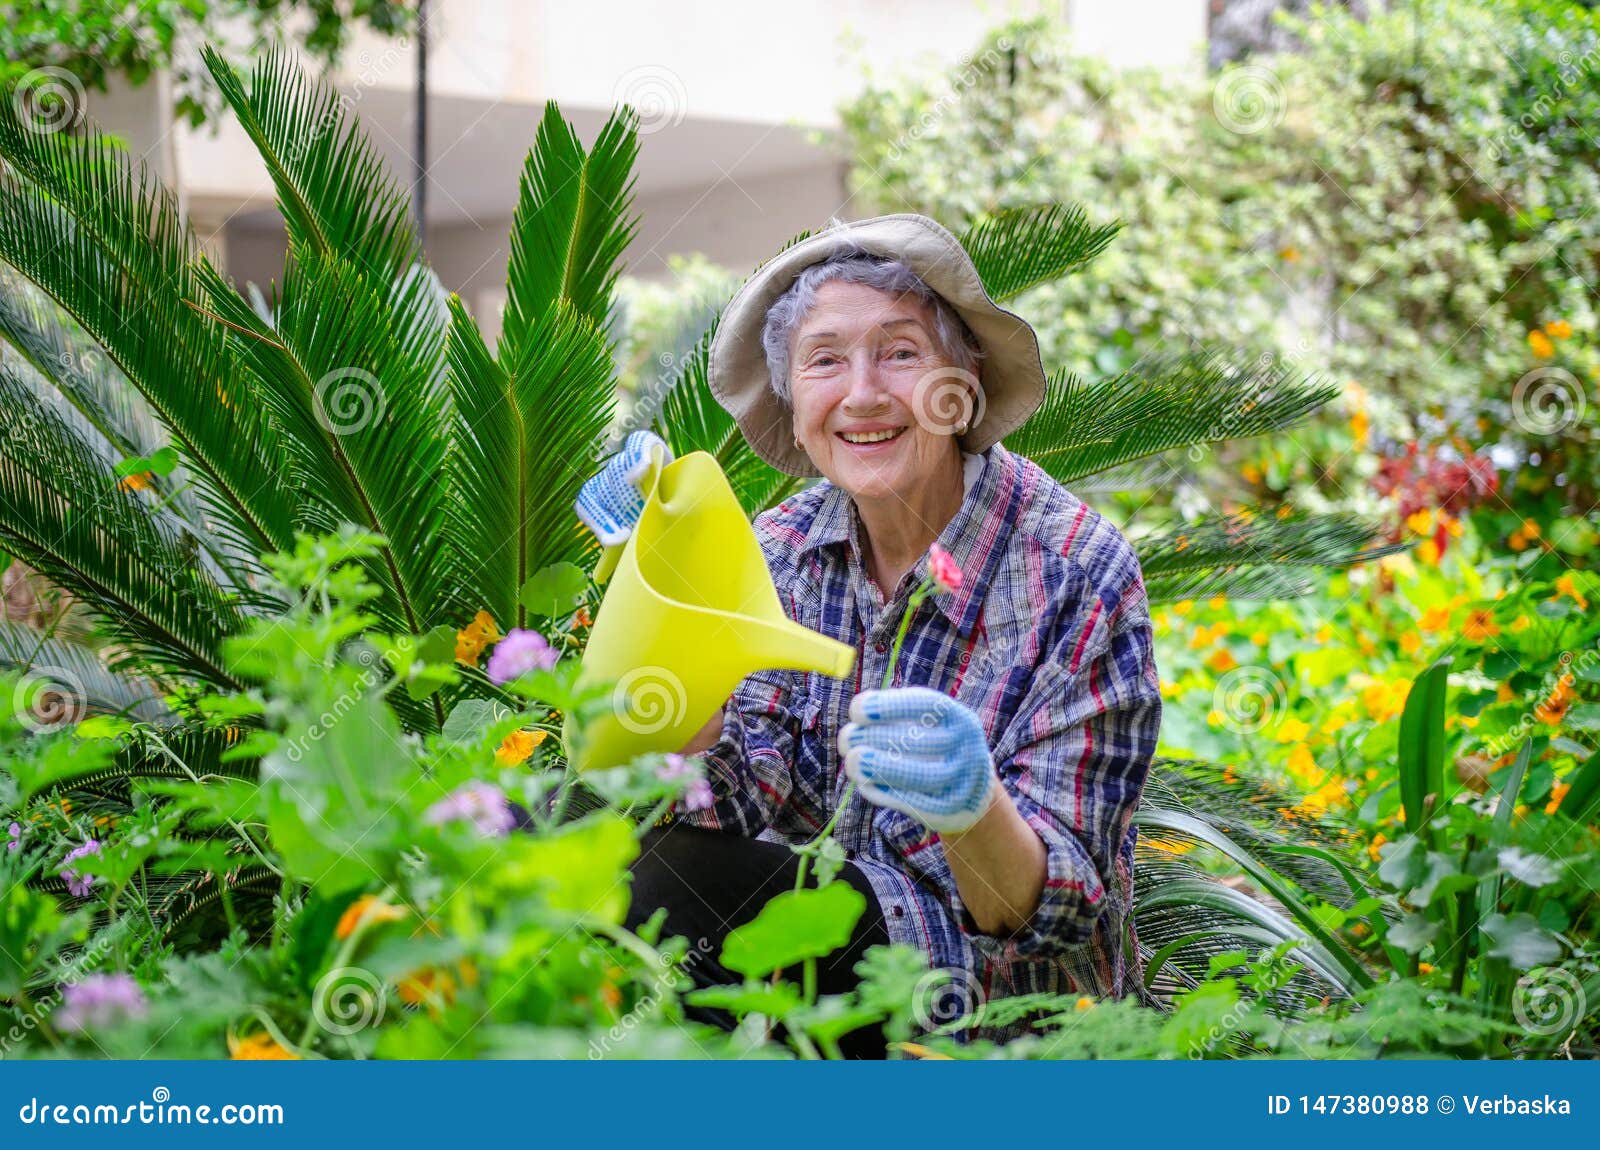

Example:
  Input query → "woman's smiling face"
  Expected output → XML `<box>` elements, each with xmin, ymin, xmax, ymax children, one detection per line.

<box><xmin>787</xmin><ymin>280</ymin><xmax>969</xmax><ymax>503</ymax></box>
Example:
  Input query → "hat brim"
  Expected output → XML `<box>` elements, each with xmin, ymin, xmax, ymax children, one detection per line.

<box><xmin>707</xmin><ymin>213</ymin><xmax>1048</xmax><ymax>477</ymax></box>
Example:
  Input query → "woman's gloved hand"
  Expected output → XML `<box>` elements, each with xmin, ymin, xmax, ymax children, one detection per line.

<box><xmin>838</xmin><ymin>686</ymin><xmax>997</xmax><ymax>833</ymax></box>
<box><xmin>575</xmin><ymin>430</ymin><xmax>673</xmax><ymax>546</ymax></box>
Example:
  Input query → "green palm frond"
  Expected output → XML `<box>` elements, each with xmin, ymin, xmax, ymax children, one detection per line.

<box><xmin>0</xmin><ymin>264</ymin><xmax>163</xmax><ymax>460</ymax></box>
<box><xmin>0</xmin><ymin>86</ymin><xmax>293</xmax><ymax>561</ymax></box>
<box><xmin>446</xmin><ymin>294</ymin><xmax>617</xmax><ymax>628</ymax></box>
<box><xmin>196</xmin><ymin>249</ymin><xmax>451</xmax><ymax>640</ymax></box>
<box><xmin>1006</xmin><ymin>352</ymin><xmax>1340</xmax><ymax>485</ymax></box>
<box><xmin>655</xmin><ymin>323</ymin><xmax>807</xmax><ymax>517</ymax></box>
<box><xmin>0</xmin><ymin>369</ymin><xmax>246</xmax><ymax>687</ymax></box>
<box><xmin>500</xmin><ymin>102</ymin><xmax>640</xmax><ymax>363</ymax></box>
<box><xmin>0</xmin><ymin>620</ymin><xmax>172</xmax><ymax>724</ymax></box>
<box><xmin>1134</xmin><ymin>511</ymin><xmax>1402</xmax><ymax>604</ymax></box>
<box><xmin>201</xmin><ymin>45</ymin><xmax>420</xmax><ymax>290</ymax></box>
<box><xmin>960</xmin><ymin>203</ymin><xmax>1121</xmax><ymax>303</ymax></box>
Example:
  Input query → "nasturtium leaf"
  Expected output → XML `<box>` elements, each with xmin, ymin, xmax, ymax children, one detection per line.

<box><xmin>416</xmin><ymin>624</ymin><xmax>457</xmax><ymax>665</ymax></box>
<box><xmin>1482</xmin><ymin>912</ymin><xmax>1562</xmax><ymax>969</ymax></box>
<box><xmin>520</xmin><ymin>562</ymin><xmax>588</xmax><ymax>618</ymax></box>
<box><xmin>441</xmin><ymin>699</ymin><xmax>503</xmax><ymax>745</ymax></box>
<box><xmin>1563</xmin><ymin>703</ymin><xmax>1600</xmax><ymax>732</ymax></box>
<box><xmin>720</xmin><ymin>883</ymin><xmax>866</xmax><ymax>978</ymax></box>
<box><xmin>1386</xmin><ymin>913</ymin><xmax>1439</xmax><ymax>954</ymax></box>
<box><xmin>686</xmin><ymin>982</ymin><xmax>804</xmax><ymax>1020</ymax></box>
<box><xmin>1497</xmin><ymin>847</ymin><xmax>1561</xmax><ymax>887</ymax></box>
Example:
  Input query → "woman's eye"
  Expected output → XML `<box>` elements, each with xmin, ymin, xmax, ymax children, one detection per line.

<box><xmin>889</xmin><ymin>348</ymin><xmax>919</xmax><ymax>361</ymax></box>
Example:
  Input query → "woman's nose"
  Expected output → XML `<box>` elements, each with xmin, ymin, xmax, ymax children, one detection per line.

<box><xmin>840</xmin><ymin>354</ymin><xmax>889</xmax><ymax>411</ymax></box>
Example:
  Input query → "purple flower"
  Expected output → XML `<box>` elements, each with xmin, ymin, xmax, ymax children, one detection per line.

<box><xmin>485</xmin><ymin>629</ymin><xmax>559</xmax><ymax>685</ymax></box>
<box><xmin>6</xmin><ymin>822</ymin><xmax>20</xmax><ymax>851</ymax></box>
<box><xmin>56</xmin><ymin>973</ymin><xmax>146</xmax><ymax>1032</ymax></box>
<box><xmin>423</xmin><ymin>782</ymin><xmax>515</xmax><ymax>837</ymax></box>
<box><xmin>60</xmin><ymin>839</ymin><xmax>102</xmax><ymax>897</ymax></box>
<box><xmin>681</xmin><ymin>778</ymin><xmax>714</xmax><ymax>813</ymax></box>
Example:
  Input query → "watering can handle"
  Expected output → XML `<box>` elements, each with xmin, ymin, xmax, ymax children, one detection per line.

<box><xmin>592</xmin><ymin>441</ymin><xmax>669</xmax><ymax>587</ymax></box>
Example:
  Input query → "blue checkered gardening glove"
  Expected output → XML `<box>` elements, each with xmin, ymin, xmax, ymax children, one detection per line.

<box><xmin>575</xmin><ymin>430</ymin><xmax>673</xmax><ymax>546</ymax></box>
<box><xmin>838</xmin><ymin>687</ymin><xmax>998</xmax><ymax>833</ymax></box>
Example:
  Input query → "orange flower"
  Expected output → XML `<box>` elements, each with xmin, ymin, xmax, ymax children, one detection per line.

<box><xmin>229</xmin><ymin>1031</ymin><xmax>299</xmax><ymax>1060</ymax></box>
<box><xmin>1418</xmin><ymin>962</ymin><xmax>1435</xmax><ymax>975</ymax></box>
<box><xmin>1418</xmin><ymin>606</ymin><xmax>1450</xmax><ymax>633</ymax></box>
<box><xmin>1349</xmin><ymin>408</ymin><xmax>1370</xmax><ymax>447</ymax></box>
<box><xmin>573</xmin><ymin>605</ymin><xmax>593</xmax><ymax>629</ymax></box>
<box><xmin>1405</xmin><ymin>508</ymin><xmax>1434</xmax><ymax>536</ymax></box>
<box><xmin>455</xmin><ymin>609</ymin><xmax>501</xmax><ymax>665</ymax></box>
<box><xmin>1528</xmin><ymin>329</ymin><xmax>1556</xmax><ymax>358</ymax></box>
<box><xmin>1278</xmin><ymin>246</ymin><xmax>1301</xmax><ymax>263</ymax></box>
<box><xmin>1497</xmin><ymin>681</ymin><xmax>1516</xmax><ymax>703</ymax></box>
<box><xmin>1462</xmin><ymin>609</ymin><xmax>1500</xmax><ymax>641</ymax></box>
<box><xmin>1367</xmin><ymin>832</ymin><xmax>1387</xmax><ymax>863</ymax></box>
<box><xmin>117</xmin><ymin>471</ymin><xmax>154</xmax><ymax>493</ymax></box>
<box><xmin>1399</xmin><ymin>631</ymin><xmax>1422</xmax><ymax>655</ymax></box>
<box><xmin>1544</xmin><ymin>320</ymin><xmax>1573</xmax><ymax>340</ymax></box>
<box><xmin>1546</xmin><ymin>781</ymin><xmax>1571</xmax><ymax>815</ymax></box>
<box><xmin>398</xmin><ymin>960</ymin><xmax>479</xmax><ymax>1013</ymax></box>
<box><xmin>1205</xmin><ymin>649</ymin><xmax>1238</xmax><ymax>674</ymax></box>
<box><xmin>1554</xmin><ymin>574</ymin><xmax>1589</xmax><ymax>611</ymax></box>
<box><xmin>495</xmin><ymin>728</ymin><xmax>547</xmax><ymax>765</ymax></box>
<box><xmin>335</xmin><ymin>894</ymin><xmax>407</xmax><ymax>940</ymax></box>
<box><xmin>1275</xmin><ymin>717</ymin><xmax>1311</xmax><ymax>744</ymax></box>
<box><xmin>1535</xmin><ymin>674</ymin><xmax>1576</xmax><ymax>725</ymax></box>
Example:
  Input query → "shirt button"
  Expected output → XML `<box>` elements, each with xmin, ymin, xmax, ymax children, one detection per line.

<box><xmin>874</xmin><ymin>640</ymin><xmax>888</xmax><ymax>653</ymax></box>
<box><xmin>892</xmin><ymin>905</ymin><xmax>905</xmax><ymax>918</ymax></box>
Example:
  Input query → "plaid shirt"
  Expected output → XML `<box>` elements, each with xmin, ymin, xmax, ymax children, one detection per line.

<box><xmin>688</xmin><ymin>443</ymin><xmax>1161</xmax><ymax>1035</ymax></box>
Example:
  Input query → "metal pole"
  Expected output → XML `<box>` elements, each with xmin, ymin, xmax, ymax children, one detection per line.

<box><xmin>414</xmin><ymin>0</ymin><xmax>429</xmax><ymax>247</ymax></box>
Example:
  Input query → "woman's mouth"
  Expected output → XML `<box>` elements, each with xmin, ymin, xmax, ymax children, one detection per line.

<box><xmin>837</xmin><ymin>427</ymin><xmax>906</xmax><ymax>448</ymax></box>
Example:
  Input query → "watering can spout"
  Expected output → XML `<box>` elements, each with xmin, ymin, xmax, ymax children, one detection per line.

<box><xmin>569</xmin><ymin>451</ymin><xmax>856</xmax><ymax>772</ymax></box>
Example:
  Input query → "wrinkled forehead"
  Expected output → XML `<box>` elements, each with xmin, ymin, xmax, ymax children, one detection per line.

<box><xmin>793</xmin><ymin>280</ymin><xmax>937</xmax><ymax>343</ymax></box>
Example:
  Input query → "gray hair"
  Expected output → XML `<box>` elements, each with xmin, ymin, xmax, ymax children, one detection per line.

<box><xmin>760</xmin><ymin>249</ymin><xmax>985</xmax><ymax>405</ymax></box>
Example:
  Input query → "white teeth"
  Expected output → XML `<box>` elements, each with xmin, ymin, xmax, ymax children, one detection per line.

<box><xmin>840</xmin><ymin>428</ymin><xmax>903</xmax><ymax>444</ymax></box>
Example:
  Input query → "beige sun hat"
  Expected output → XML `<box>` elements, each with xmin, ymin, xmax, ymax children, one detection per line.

<box><xmin>707</xmin><ymin>213</ymin><xmax>1048</xmax><ymax>477</ymax></box>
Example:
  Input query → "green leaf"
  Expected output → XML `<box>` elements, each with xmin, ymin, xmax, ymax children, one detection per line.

<box><xmin>1563</xmin><ymin>703</ymin><xmax>1600</xmax><ymax>731</ymax></box>
<box><xmin>1496</xmin><ymin>847</ymin><xmax>1560</xmax><ymax>887</ymax></box>
<box><xmin>720</xmin><ymin>884</ymin><xmax>866</xmax><ymax>978</ymax></box>
<box><xmin>1397</xmin><ymin>658</ymin><xmax>1451</xmax><ymax>835</ymax></box>
<box><xmin>520</xmin><ymin>562</ymin><xmax>588</xmax><ymax>619</ymax></box>
<box><xmin>440</xmin><ymin>699</ymin><xmax>505</xmax><ymax>746</ymax></box>
<box><xmin>1481</xmin><ymin>912</ymin><xmax>1562</xmax><ymax>969</ymax></box>
<box><xmin>686</xmin><ymin>982</ymin><xmax>804</xmax><ymax>1020</ymax></box>
<box><xmin>1386</xmin><ymin>913</ymin><xmax>1439</xmax><ymax>954</ymax></box>
<box><xmin>958</xmin><ymin>203</ymin><xmax>1121</xmax><ymax>302</ymax></box>
<box><xmin>416</xmin><ymin>624</ymin><xmax>457</xmax><ymax>666</ymax></box>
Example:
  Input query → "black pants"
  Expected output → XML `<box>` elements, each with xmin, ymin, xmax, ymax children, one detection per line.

<box><xmin>625</xmin><ymin>822</ymin><xmax>891</xmax><ymax>1059</ymax></box>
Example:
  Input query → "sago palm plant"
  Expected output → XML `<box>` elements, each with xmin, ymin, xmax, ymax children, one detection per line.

<box><xmin>0</xmin><ymin>48</ymin><xmax>1387</xmax><ymax>996</ymax></box>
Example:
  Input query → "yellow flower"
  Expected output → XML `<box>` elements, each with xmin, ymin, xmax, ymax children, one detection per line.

<box><xmin>1076</xmin><ymin>996</ymin><xmax>1096</xmax><ymax>1011</ymax></box>
<box><xmin>1205</xmin><ymin>648</ymin><xmax>1238</xmax><ymax>674</ymax></box>
<box><xmin>1509</xmin><ymin>615</ymin><xmax>1532</xmax><ymax>634</ymax></box>
<box><xmin>1286</xmin><ymin>744</ymin><xmax>1322</xmax><ymax>785</ymax></box>
<box><xmin>1173</xmin><ymin>600</ymin><xmax>1195</xmax><ymax>616</ymax></box>
<box><xmin>1418</xmin><ymin>605</ymin><xmax>1450</xmax><ymax>633</ymax></box>
<box><xmin>1417</xmin><ymin>539</ymin><xmax>1441</xmax><ymax>566</ymax></box>
<box><xmin>398</xmin><ymin>960</ymin><xmax>479</xmax><ymax>1014</ymax></box>
<box><xmin>1544</xmin><ymin>319</ymin><xmax>1573</xmax><ymax>340</ymax></box>
<box><xmin>1405</xmin><ymin>508</ymin><xmax>1434</xmax><ymax>536</ymax></box>
<box><xmin>1275</xmin><ymin>716</ymin><xmax>1312</xmax><ymax>744</ymax></box>
<box><xmin>1314</xmin><ymin>624</ymin><xmax>1333</xmax><ymax>644</ymax></box>
<box><xmin>117</xmin><ymin>471</ymin><xmax>154</xmax><ymax>493</ymax></box>
<box><xmin>1278</xmin><ymin>245</ymin><xmax>1301</xmax><ymax>263</ymax></box>
<box><xmin>1208</xmin><ymin>595</ymin><xmax>1228</xmax><ymax>611</ymax></box>
<box><xmin>495</xmin><ymin>728</ymin><xmax>547</xmax><ymax>765</ymax></box>
<box><xmin>1462</xmin><ymin>609</ymin><xmax>1500</xmax><ymax>641</ymax></box>
<box><xmin>1546</xmin><ymin>781</ymin><xmax>1571</xmax><ymax>816</ymax></box>
<box><xmin>1399</xmin><ymin>631</ymin><xmax>1422</xmax><ymax>654</ymax></box>
<box><xmin>1250</xmin><ymin>631</ymin><xmax>1269</xmax><ymax>647</ymax></box>
<box><xmin>1528</xmin><ymin>329</ymin><xmax>1556</xmax><ymax>358</ymax></box>
<box><xmin>335</xmin><ymin>894</ymin><xmax>407</xmax><ymax>941</ymax></box>
<box><xmin>1361</xmin><ymin>680</ymin><xmax>1411</xmax><ymax>724</ymax></box>
<box><xmin>1349</xmin><ymin>407</ymin><xmax>1370</xmax><ymax>448</ymax></box>
<box><xmin>1241</xmin><ymin>462</ymin><xmax>1263</xmax><ymax>485</ymax></box>
<box><xmin>1418</xmin><ymin>962</ymin><xmax>1435</xmax><ymax>975</ymax></box>
<box><xmin>1367</xmin><ymin>832</ymin><xmax>1387</xmax><ymax>863</ymax></box>
<box><xmin>896</xmin><ymin>1042</ymin><xmax>954</xmax><ymax>1060</ymax></box>
<box><xmin>229</xmin><ymin>1032</ymin><xmax>299</xmax><ymax>1060</ymax></box>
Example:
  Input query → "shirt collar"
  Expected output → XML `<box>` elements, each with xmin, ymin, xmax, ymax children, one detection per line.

<box><xmin>797</xmin><ymin>445</ymin><xmax>1022</xmax><ymax>639</ymax></box>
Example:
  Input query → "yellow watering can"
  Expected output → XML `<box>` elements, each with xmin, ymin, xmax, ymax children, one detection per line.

<box><xmin>568</xmin><ymin>450</ymin><xmax>856</xmax><ymax>772</ymax></box>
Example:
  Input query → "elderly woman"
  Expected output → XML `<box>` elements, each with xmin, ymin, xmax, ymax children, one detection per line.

<box><xmin>577</xmin><ymin>214</ymin><xmax>1161</xmax><ymax>1053</ymax></box>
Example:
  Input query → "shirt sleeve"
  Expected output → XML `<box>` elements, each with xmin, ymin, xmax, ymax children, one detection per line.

<box><xmin>955</xmin><ymin>577</ymin><xmax>1162</xmax><ymax>959</ymax></box>
<box><xmin>680</xmin><ymin>667</ymin><xmax>801</xmax><ymax>837</ymax></box>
